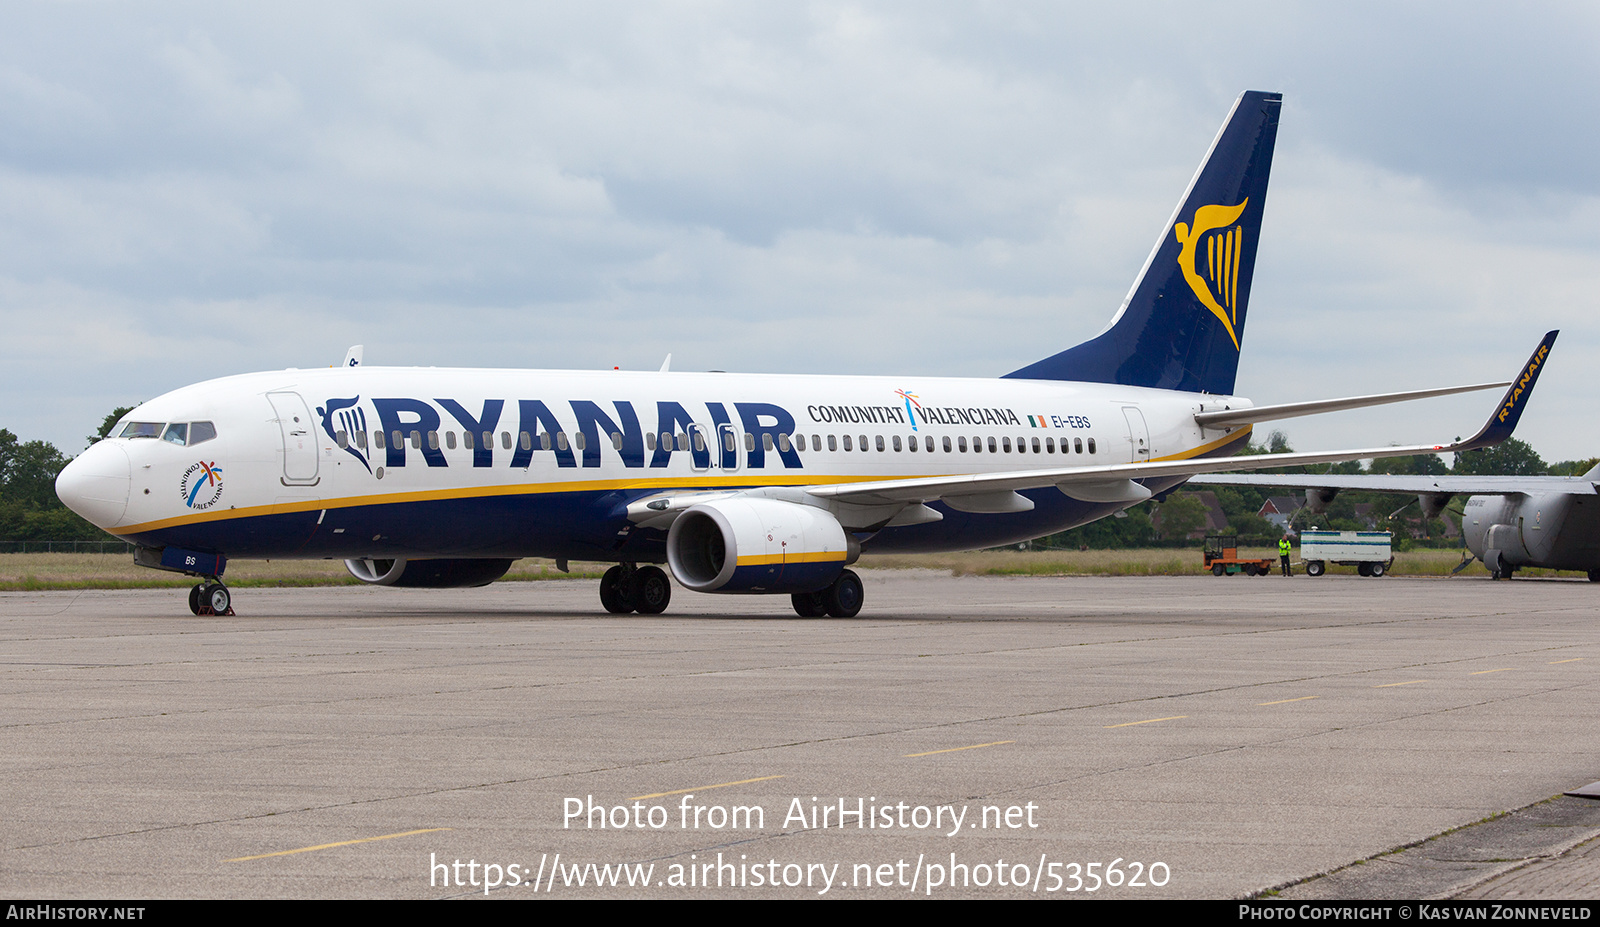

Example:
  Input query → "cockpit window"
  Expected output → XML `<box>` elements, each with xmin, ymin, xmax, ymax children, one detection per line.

<box><xmin>119</xmin><ymin>422</ymin><xmax>162</xmax><ymax>439</ymax></box>
<box><xmin>129</xmin><ymin>421</ymin><xmax>217</xmax><ymax>446</ymax></box>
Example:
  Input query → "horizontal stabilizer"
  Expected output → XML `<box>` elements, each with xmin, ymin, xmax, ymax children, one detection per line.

<box><xmin>1194</xmin><ymin>381</ymin><xmax>1509</xmax><ymax>429</ymax></box>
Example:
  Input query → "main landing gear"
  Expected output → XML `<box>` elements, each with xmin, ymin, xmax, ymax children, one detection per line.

<box><xmin>790</xmin><ymin>569</ymin><xmax>864</xmax><ymax>619</ymax></box>
<box><xmin>600</xmin><ymin>564</ymin><xmax>672</xmax><ymax>615</ymax></box>
<box><xmin>188</xmin><ymin>580</ymin><xmax>234</xmax><ymax>616</ymax></box>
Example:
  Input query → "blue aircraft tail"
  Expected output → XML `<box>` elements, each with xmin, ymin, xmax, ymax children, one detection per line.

<box><xmin>1005</xmin><ymin>90</ymin><xmax>1282</xmax><ymax>395</ymax></box>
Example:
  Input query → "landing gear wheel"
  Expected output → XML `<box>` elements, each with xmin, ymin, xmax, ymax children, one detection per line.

<box><xmin>630</xmin><ymin>566</ymin><xmax>672</xmax><ymax>615</ymax></box>
<box><xmin>1212</xmin><ymin>563</ymin><xmax>1226</xmax><ymax>577</ymax></box>
<box><xmin>193</xmin><ymin>582</ymin><xmax>232</xmax><ymax>615</ymax></box>
<box><xmin>1306</xmin><ymin>561</ymin><xmax>1325</xmax><ymax>577</ymax></box>
<box><xmin>600</xmin><ymin>566</ymin><xmax>634</xmax><ymax>614</ymax></box>
<box><xmin>824</xmin><ymin>569</ymin><xmax>864</xmax><ymax>618</ymax></box>
<box><xmin>791</xmin><ymin>591</ymin><xmax>829</xmax><ymax>618</ymax></box>
<box><xmin>1369</xmin><ymin>562</ymin><xmax>1386</xmax><ymax>578</ymax></box>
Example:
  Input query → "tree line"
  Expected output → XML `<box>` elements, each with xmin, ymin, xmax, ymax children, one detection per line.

<box><xmin>0</xmin><ymin>408</ymin><xmax>131</xmax><ymax>545</ymax></box>
<box><xmin>1037</xmin><ymin>432</ymin><xmax>1597</xmax><ymax>551</ymax></box>
<box><xmin>1</xmin><ymin>413</ymin><xmax>1593</xmax><ymax>551</ymax></box>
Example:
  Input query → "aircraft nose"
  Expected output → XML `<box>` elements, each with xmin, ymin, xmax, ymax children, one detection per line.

<box><xmin>55</xmin><ymin>441</ymin><xmax>131</xmax><ymax>528</ymax></box>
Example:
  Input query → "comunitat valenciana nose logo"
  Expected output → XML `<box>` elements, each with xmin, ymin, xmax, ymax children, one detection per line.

<box><xmin>1173</xmin><ymin>199</ymin><xmax>1248</xmax><ymax>350</ymax></box>
<box><xmin>179</xmin><ymin>461</ymin><xmax>224</xmax><ymax>510</ymax></box>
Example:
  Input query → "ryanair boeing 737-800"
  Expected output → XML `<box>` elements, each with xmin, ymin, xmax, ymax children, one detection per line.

<box><xmin>54</xmin><ymin>91</ymin><xmax>1555</xmax><ymax>617</ymax></box>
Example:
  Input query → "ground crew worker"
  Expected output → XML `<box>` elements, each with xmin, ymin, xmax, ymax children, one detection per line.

<box><xmin>1279</xmin><ymin>535</ymin><xmax>1293</xmax><ymax>576</ymax></box>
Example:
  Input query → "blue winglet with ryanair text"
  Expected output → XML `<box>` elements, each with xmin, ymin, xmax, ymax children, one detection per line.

<box><xmin>1005</xmin><ymin>90</ymin><xmax>1282</xmax><ymax>395</ymax></box>
<box><xmin>1450</xmin><ymin>330</ymin><xmax>1557</xmax><ymax>452</ymax></box>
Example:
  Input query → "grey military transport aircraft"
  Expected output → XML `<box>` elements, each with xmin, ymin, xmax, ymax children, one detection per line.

<box><xmin>1201</xmin><ymin>462</ymin><xmax>1600</xmax><ymax>580</ymax></box>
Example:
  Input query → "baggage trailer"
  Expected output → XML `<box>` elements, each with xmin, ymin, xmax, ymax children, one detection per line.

<box><xmin>1300</xmin><ymin>530</ymin><xmax>1393</xmax><ymax>577</ymax></box>
<box><xmin>1203</xmin><ymin>535</ymin><xmax>1276</xmax><ymax>576</ymax></box>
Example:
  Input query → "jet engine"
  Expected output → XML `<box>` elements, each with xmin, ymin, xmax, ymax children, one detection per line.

<box><xmin>666</xmin><ymin>497</ymin><xmax>854</xmax><ymax>593</ymax></box>
<box><xmin>344</xmin><ymin>557</ymin><xmax>515</xmax><ymax>588</ymax></box>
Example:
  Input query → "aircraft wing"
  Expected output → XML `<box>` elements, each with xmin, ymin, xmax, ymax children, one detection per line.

<box><xmin>805</xmin><ymin>331</ymin><xmax>1557</xmax><ymax>509</ymax></box>
<box><xmin>1194</xmin><ymin>473</ymin><xmax>1598</xmax><ymax>495</ymax></box>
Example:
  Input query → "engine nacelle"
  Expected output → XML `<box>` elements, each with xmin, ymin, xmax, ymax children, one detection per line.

<box><xmin>1418</xmin><ymin>492</ymin><xmax>1455</xmax><ymax>520</ymax></box>
<box><xmin>1305</xmin><ymin>487</ymin><xmax>1339</xmax><ymax>514</ymax></box>
<box><xmin>344</xmin><ymin>558</ymin><xmax>514</xmax><ymax>588</ymax></box>
<box><xmin>666</xmin><ymin>498</ymin><xmax>852</xmax><ymax>593</ymax></box>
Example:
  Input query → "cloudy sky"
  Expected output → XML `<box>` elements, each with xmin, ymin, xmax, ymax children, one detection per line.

<box><xmin>4</xmin><ymin>2</ymin><xmax>1598</xmax><ymax>462</ymax></box>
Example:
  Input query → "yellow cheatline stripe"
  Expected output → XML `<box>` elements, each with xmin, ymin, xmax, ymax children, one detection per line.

<box><xmin>114</xmin><ymin>428</ymin><xmax>1255</xmax><ymax>536</ymax></box>
<box><xmin>1104</xmin><ymin>716</ymin><xmax>1187</xmax><ymax>729</ymax></box>
<box><xmin>629</xmin><ymin>775</ymin><xmax>785</xmax><ymax>802</ymax></box>
<box><xmin>109</xmin><ymin>473</ymin><xmax>926</xmax><ymax>535</ymax></box>
<box><xmin>1550</xmin><ymin>658</ymin><xmax>1585</xmax><ymax>664</ymax></box>
<box><xmin>226</xmin><ymin>827</ymin><xmax>450</xmax><ymax>862</ymax></box>
<box><xmin>735</xmin><ymin>551</ymin><xmax>848</xmax><ymax>567</ymax></box>
<box><xmin>1373</xmin><ymin>680</ymin><xmax>1426</xmax><ymax>688</ymax></box>
<box><xmin>1470</xmin><ymin>668</ymin><xmax>1513</xmax><ymax>675</ymax></box>
<box><xmin>1150</xmin><ymin>427</ymin><xmax>1253</xmax><ymax>462</ymax></box>
<box><xmin>1257</xmin><ymin>696</ymin><xmax>1319</xmax><ymax>706</ymax></box>
<box><xmin>903</xmin><ymin>740</ymin><xmax>1015</xmax><ymax>758</ymax></box>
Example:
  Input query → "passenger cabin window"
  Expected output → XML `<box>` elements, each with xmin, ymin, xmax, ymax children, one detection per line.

<box><xmin>842</xmin><ymin>435</ymin><xmax>852</xmax><ymax>451</ymax></box>
<box><xmin>445</xmin><ymin>431</ymin><xmax>457</xmax><ymax>450</ymax></box>
<box><xmin>1088</xmin><ymin>438</ymin><xmax>1097</xmax><ymax>454</ymax></box>
<box><xmin>827</xmin><ymin>435</ymin><xmax>837</xmax><ymax>451</ymax></box>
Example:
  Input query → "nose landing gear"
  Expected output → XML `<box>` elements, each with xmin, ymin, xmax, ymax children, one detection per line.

<box><xmin>188</xmin><ymin>580</ymin><xmax>234</xmax><ymax>616</ymax></box>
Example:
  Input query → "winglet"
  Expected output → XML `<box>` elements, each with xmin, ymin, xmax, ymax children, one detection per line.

<box><xmin>1451</xmin><ymin>331</ymin><xmax>1556</xmax><ymax>452</ymax></box>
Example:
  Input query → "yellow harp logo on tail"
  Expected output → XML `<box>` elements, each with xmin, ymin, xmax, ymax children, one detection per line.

<box><xmin>1174</xmin><ymin>199</ymin><xmax>1248</xmax><ymax>350</ymax></box>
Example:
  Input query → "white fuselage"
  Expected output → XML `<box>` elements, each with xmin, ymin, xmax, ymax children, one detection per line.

<box><xmin>60</xmin><ymin>365</ymin><xmax>1252</xmax><ymax>562</ymax></box>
